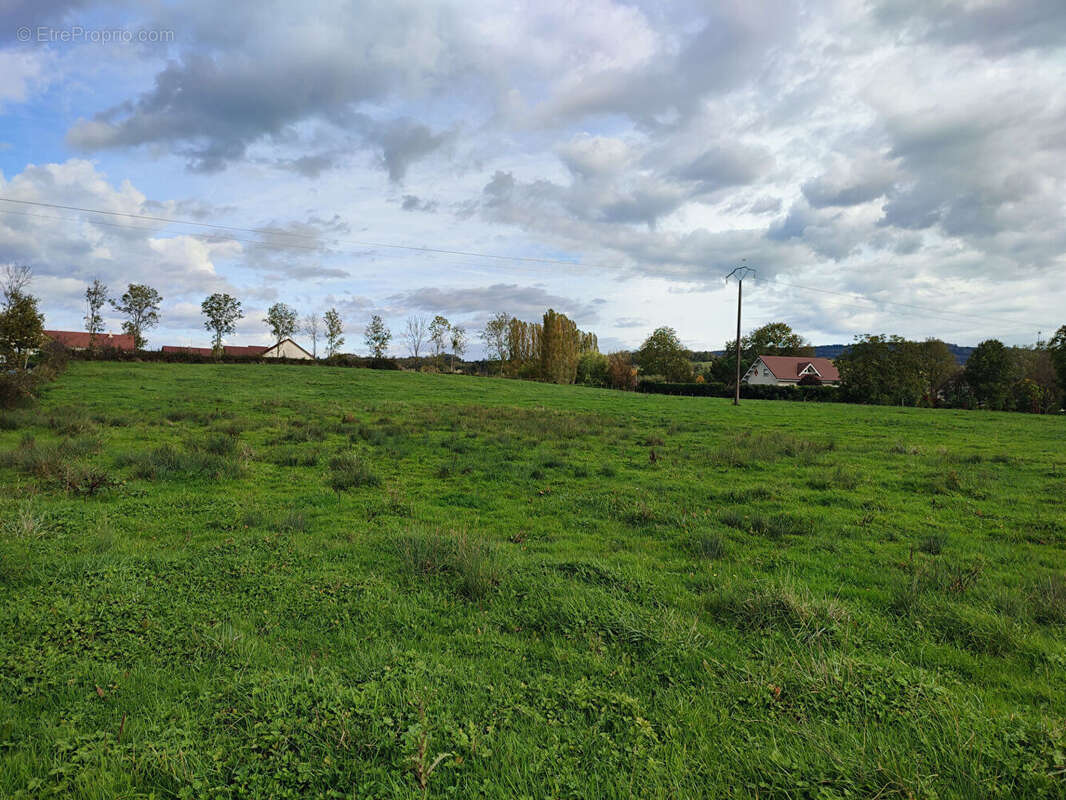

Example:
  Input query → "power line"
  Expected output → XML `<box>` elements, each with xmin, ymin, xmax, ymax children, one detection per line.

<box><xmin>0</xmin><ymin>196</ymin><xmax>1057</xmax><ymax>333</ymax></box>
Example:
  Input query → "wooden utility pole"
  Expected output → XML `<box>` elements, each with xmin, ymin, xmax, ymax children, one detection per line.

<box><xmin>726</xmin><ymin>263</ymin><xmax>756</xmax><ymax>406</ymax></box>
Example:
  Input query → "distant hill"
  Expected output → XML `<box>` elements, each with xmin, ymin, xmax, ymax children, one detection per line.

<box><xmin>812</xmin><ymin>343</ymin><xmax>975</xmax><ymax>364</ymax></box>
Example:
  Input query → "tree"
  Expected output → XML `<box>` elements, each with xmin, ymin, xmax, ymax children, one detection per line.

<box><xmin>0</xmin><ymin>267</ymin><xmax>44</xmax><ymax>369</ymax></box>
<box><xmin>540</xmin><ymin>309</ymin><xmax>581</xmax><ymax>384</ymax></box>
<box><xmin>480</xmin><ymin>312</ymin><xmax>511</xmax><ymax>373</ymax></box>
<box><xmin>264</xmin><ymin>302</ymin><xmax>298</xmax><ymax>344</ymax></box>
<box><xmin>607</xmin><ymin>352</ymin><xmax>638</xmax><ymax>390</ymax></box>
<box><xmin>111</xmin><ymin>284</ymin><xmax>162</xmax><ymax>350</ymax></box>
<box><xmin>201</xmin><ymin>293</ymin><xmax>243</xmax><ymax>354</ymax></box>
<box><xmin>403</xmin><ymin>316</ymin><xmax>429</xmax><ymax>358</ymax></box>
<box><xmin>302</xmin><ymin>313</ymin><xmax>321</xmax><ymax>359</ymax></box>
<box><xmin>83</xmin><ymin>278</ymin><xmax>108</xmax><ymax>348</ymax></box>
<box><xmin>364</xmin><ymin>314</ymin><xmax>392</xmax><ymax>358</ymax></box>
<box><xmin>913</xmin><ymin>338</ymin><xmax>959</xmax><ymax>406</ymax></box>
<box><xmin>450</xmin><ymin>326</ymin><xmax>467</xmax><ymax>371</ymax></box>
<box><xmin>324</xmin><ymin>308</ymin><xmax>344</xmax><ymax>357</ymax></box>
<box><xmin>964</xmin><ymin>339</ymin><xmax>1018</xmax><ymax>410</ymax></box>
<box><xmin>637</xmin><ymin>326</ymin><xmax>693</xmax><ymax>382</ymax></box>
<box><xmin>576</xmin><ymin>351</ymin><xmax>609</xmax><ymax>386</ymax></box>
<box><xmin>429</xmin><ymin>315</ymin><xmax>451</xmax><ymax>364</ymax></box>
<box><xmin>1050</xmin><ymin>325</ymin><xmax>1066</xmax><ymax>389</ymax></box>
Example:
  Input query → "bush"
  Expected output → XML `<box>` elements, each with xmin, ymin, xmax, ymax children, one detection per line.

<box><xmin>0</xmin><ymin>370</ymin><xmax>40</xmax><ymax>410</ymax></box>
<box><xmin>328</xmin><ymin>453</ymin><xmax>381</xmax><ymax>490</ymax></box>
<box><xmin>576</xmin><ymin>352</ymin><xmax>609</xmax><ymax>387</ymax></box>
<box><xmin>606</xmin><ymin>352</ymin><xmax>638</xmax><ymax>391</ymax></box>
<box><xmin>369</xmin><ymin>357</ymin><xmax>400</xmax><ymax>370</ymax></box>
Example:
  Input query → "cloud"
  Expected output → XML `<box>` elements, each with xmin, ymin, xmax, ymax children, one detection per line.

<box><xmin>389</xmin><ymin>283</ymin><xmax>604</xmax><ymax>323</ymax></box>
<box><xmin>401</xmin><ymin>195</ymin><xmax>438</xmax><ymax>213</ymax></box>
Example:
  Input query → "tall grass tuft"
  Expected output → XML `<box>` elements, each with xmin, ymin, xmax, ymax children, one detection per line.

<box><xmin>397</xmin><ymin>529</ymin><xmax>502</xmax><ymax>601</ymax></box>
<box><xmin>707</xmin><ymin>577</ymin><xmax>849</xmax><ymax>642</ymax></box>
<box><xmin>328</xmin><ymin>453</ymin><xmax>381</xmax><ymax>490</ymax></box>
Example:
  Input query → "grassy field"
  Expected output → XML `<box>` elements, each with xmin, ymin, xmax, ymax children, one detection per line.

<box><xmin>1</xmin><ymin>362</ymin><xmax>1065</xmax><ymax>799</ymax></box>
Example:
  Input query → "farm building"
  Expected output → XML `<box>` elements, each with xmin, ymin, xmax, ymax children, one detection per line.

<box><xmin>161</xmin><ymin>338</ymin><xmax>313</xmax><ymax>359</ymax></box>
<box><xmin>43</xmin><ymin>330</ymin><xmax>137</xmax><ymax>351</ymax></box>
<box><xmin>743</xmin><ymin>355</ymin><xmax>840</xmax><ymax>386</ymax></box>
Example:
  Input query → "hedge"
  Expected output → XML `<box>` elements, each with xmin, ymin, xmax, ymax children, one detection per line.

<box><xmin>637</xmin><ymin>379</ymin><xmax>842</xmax><ymax>402</ymax></box>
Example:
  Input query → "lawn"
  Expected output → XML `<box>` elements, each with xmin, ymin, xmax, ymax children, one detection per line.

<box><xmin>1</xmin><ymin>361</ymin><xmax>1064</xmax><ymax>798</ymax></box>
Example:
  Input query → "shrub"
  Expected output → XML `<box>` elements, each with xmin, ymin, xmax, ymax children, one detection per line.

<box><xmin>0</xmin><ymin>370</ymin><xmax>40</xmax><ymax>410</ymax></box>
<box><xmin>576</xmin><ymin>352</ymin><xmax>609</xmax><ymax>387</ymax></box>
<box><xmin>328</xmin><ymin>453</ymin><xmax>381</xmax><ymax>490</ymax></box>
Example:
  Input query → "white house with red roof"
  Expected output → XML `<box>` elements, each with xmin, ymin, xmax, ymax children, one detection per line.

<box><xmin>161</xmin><ymin>338</ymin><xmax>313</xmax><ymax>359</ymax></box>
<box><xmin>743</xmin><ymin>355</ymin><xmax>840</xmax><ymax>386</ymax></box>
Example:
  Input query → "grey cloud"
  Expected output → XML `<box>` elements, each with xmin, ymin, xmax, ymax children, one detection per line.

<box><xmin>389</xmin><ymin>283</ymin><xmax>603</xmax><ymax>323</ymax></box>
<box><xmin>877</xmin><ymin>0</ymin><xmax>1066</xmax><ymax>55</ymax></box>
<box><xmin>748</xmin><ymin>196</ymin><xmax>782</xmax><ymax>215</ymax></box>
<box><xmin>802</xmin><ymin>158</ymin><xmax>897</xmax><ymax>208</ymax></box>
<box><xmin>674</xmin><ymin>143</ymin><xmax>774</xmax><ymax>192</ymax></box>
<box><xmin>401</xmin><ymin>195</ymin><xmax>438</xmax><ymax>213</ymax></box>
<box><xmin>614</xmin><ymin>317</ymin><xmax>646</xmax><ymax>328</ymax></box>
<box><xmin>65</xmin><ymin>3</ymin><xmax>459</xmax><ymax>175</ymax></box>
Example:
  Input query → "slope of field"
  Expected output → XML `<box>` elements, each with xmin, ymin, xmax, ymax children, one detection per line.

<box><xmin>1</xmin><ymin>362</ymin><xmax>1064</xmax><ymax>798</ymax></box>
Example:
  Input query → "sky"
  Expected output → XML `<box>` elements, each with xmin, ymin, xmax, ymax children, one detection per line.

<box><xmin>0</xmin><ymin>0</ymin><xmax>1064</xmax><ymax>356</ymax></box>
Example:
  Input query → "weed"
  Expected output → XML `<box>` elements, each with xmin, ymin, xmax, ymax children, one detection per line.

<box><xmin>270</xmin><ymin>445</ymin><xmax>321</xmax><ymax>467</ymax></box>
<box><xmin>1029</xmin><ymin>575</ymin><xmax>1066</xmax><ymax>625</ymax></box>
<box><xmin>707</xmin><ymin>577</ymin><xmax>849</xmax><ymax>642</ymax></box>
<box><xmin>276</xmin><ymin>512</ymin><xmax>309</xmax><ymax>533</ymax></box>
<box><xmin>328</xmin><ymin>453</ymin><xmax>381</xmax><ymax>490</ymax></box>
<box><xmin>918</xmin><ymin>534</ymin><xmax>945</xmax><ymax>555</ymax></box>
<box><xmin>719</xmin><ymin>511</ymin><xmax>814</xmax><ymax>538</ymax></box>
<box><xmin>687</xmin><ymin>531</ymin><xmax>727</xmax><ymax>560</ymax></box>
<box><xmin>397</xmin><ymin>529</ymin><xmax>501</xmax><ymax>600</ymax></box>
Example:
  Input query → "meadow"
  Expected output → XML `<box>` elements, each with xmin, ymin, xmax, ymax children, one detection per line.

<box><xmin>1</xmin><ymin>361</ymin><xmax>1064</xmax><ymax>798</ymax></box>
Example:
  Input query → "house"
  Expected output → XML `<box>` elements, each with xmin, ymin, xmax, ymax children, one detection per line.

<box><xmin>161</xmin><ymin>338</ymin><xmax>313</xmax><ymax>360</ymax></box>
<box><xmin>743</xmin><ymin>355</ymin><xmax>840</xmax><ymax>386</ymax></box>
<box><xmin>43</xmin><ymin>330</ymin><xmax>137</xmax><ymax>351</ymax></box>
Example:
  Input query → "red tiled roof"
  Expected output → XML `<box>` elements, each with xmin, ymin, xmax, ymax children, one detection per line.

<box><xmin>44</xmin><ymin>330</ymin><xmax>137</xmax><ymax>351</ymax></box>
<box><xmin>161</xmin><ymin>345</ymin><xmax>270</xmax><ymax>356</ymax></box>
<box><xmin>758</xmin><ymin>355</ymin><xmax>840</xmax><ymax>382</ymax></box>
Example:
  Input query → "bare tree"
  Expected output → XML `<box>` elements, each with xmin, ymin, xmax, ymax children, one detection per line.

<box><xmin>302</xmin><ymin>313</ymin><xmax>321</xmax><ymax>359</ymax></box>
<box><xmin>1</xmin><ymin>264</ymin><xmax>32</xmax><ymax>301</ymax></box>
<box><xmin>403</xmin><ymin>316</ymin><xmax>429</xmax><ymax>358</ymax></box>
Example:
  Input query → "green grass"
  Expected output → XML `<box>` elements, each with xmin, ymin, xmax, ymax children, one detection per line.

<box><xmin>1</xmin><ymin>361</ymin><xmax>1065</xmax><ymax>798</ymax></box>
